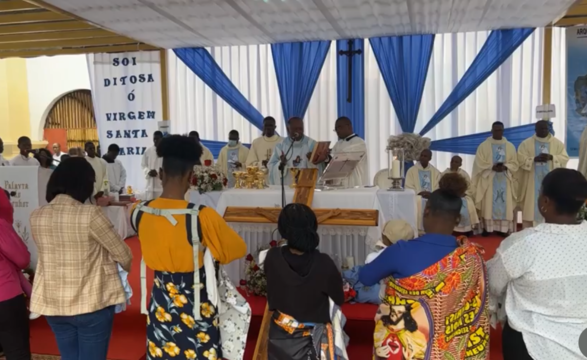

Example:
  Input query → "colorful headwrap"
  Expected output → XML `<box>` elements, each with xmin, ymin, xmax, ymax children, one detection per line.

<box><xmin>0</xmin><ymin>187</ymin><xmax>13</xmax><ymax>224</ymax></box>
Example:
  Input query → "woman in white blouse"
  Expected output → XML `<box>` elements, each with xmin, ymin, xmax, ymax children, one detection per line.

<box><xmin>488</xmin><ymin>168</ymin><xmax>587</xmax><ymax>360</ymax></box>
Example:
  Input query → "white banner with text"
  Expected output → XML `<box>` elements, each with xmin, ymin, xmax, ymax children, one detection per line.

<box><xmin>88</xmin><ymin>51</ymin><xmax>161</xmax><ymax>192</ymax></box>
<box><xmin>0</xmin><ymin>166</ymin><xmax>39</xmax><ymax>269</ymax></box>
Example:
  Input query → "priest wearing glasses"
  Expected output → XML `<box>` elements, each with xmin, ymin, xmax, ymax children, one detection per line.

<box><xmin>267</xmin><ymin>117</ymin><xmax>328</xmax><ymax>185</ymax></box>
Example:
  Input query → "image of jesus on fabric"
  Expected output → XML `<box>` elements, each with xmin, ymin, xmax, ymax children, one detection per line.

<box><xmin>373</xmin><ymin>302</ymin><xmax>428</xmax><ymax>360</ymax></box>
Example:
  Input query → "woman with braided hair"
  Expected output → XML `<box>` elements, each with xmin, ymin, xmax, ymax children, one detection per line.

<box><xmin>264</xmin><ymin>203</ymin><xmax>344</xmax><ymax>360</ymax></box>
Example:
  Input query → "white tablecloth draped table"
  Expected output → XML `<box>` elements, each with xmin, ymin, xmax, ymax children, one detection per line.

<box><xmin>189</xmin><ymin>186</ymin><xmax>416</xmax><ymax>284</ymax></box>
<box><xmin>102</xmin><ymin>205</ymin><xmax>136</xmax><ymax>240</ymax></box>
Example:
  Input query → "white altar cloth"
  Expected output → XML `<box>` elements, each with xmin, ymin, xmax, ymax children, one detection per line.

<box><xmin>189</xmin><ymin>186</ymin><xmax>416</xmax><ymax>283</ymax></box>
<box><xmin>102</xmin><ymin>205</ymin><xmax>135</xmax><ymax>240</ymax></box>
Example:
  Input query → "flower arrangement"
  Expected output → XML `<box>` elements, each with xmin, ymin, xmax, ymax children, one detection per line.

<box><xmin>241</xmin><ymin>240</ymin><xmax>280</xmax><ymax>297</ymax></box>
<box><xmin>190</xmin><ymin>165</ymin><xmax>227</xmax><ymax>194</ymax></box>
<box><xmin>386</xmin><ymin>133</ymin><xmax>431</xmax><ymax>162</ymax></box>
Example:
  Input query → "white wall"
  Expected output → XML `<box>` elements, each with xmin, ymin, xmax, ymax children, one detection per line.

<box><xmin>26</xmin><ymin>55</ymin><xmax>90</xmax><ymax>141</ymax></box>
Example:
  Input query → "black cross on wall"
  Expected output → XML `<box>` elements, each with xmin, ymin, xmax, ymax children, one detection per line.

<box><xmin>338</xmin><ymin>40</ymin><xmax>363</xmax><ymax>103</ymax></box>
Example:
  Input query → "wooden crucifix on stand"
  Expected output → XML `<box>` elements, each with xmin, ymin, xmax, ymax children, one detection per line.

<box><xmin>222</xmin><ymin>168</ymin><xmax>379</xmax><ymax>359</ymax></box>
<box><xmin>338</xmin><ymin>39</ymin><xmax>362</xmax><ymax>103</ymax></box>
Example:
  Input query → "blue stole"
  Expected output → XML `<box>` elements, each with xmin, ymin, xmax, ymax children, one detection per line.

<box><xmin>491</xmin><ymin>144</ymin><xmax>507</xmax><ymax>220</ymax></box>
<box><xmin>459</xmin><ymin>198</ymin><xmax>471</xmax><ymax>228</ymax></box>
<box><xmin>226</xmin><ymin>147</ymin><xmax>240</xmax><ymax>187</ymax></box>
<box><xmin>534</xmin><ymin>140</ymin><xmax>550</xmax><ymax>223</ymax></box>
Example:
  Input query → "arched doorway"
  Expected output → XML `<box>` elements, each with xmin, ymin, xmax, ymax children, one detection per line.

<box><xmin>42</xmin><ymin>89</ymin><xmax>98</xmax><ymax>152</ymax></box>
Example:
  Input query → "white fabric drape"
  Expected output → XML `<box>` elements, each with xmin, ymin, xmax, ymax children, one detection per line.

<box><xmin>168</xmin><ymin>27</ymin><xmax>569</xmax><ymax>178</ymax></box>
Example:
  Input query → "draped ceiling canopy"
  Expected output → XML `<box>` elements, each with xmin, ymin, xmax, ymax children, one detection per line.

<box><xmin>17</xmin><ymin>0</ymin><xmax>585</xmax><ymax>50</ymax></box>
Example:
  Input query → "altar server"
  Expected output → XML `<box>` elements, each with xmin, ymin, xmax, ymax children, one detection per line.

<box><xmin>472</xmin><ymin>121</ymin><xmax>519</xmax><ymax>236</ymax></box>
<box><xmin>267</xmin><ymin>117</ymin><xmax>327</xmax><ymax>186</ymax></box>
<box><xmin>103</xmin><ymin>144</ymin><xmax>127</xmax><ymax>194</ymax></box>
<box><xmin>217</xmin><ymin>130</ymin><xmax>249</xmax><ymax>187</ymax></box>
<box><xmin>246</xmin><ymin>116</ymin><xmax>281</xmax><ymax>168</ymax></box>
<box><xmin>141</xmin><ymin>131</ymin><xmax>163</xmax><ymax>200</ymax></box>
<box><xmin>441</xmin><ymin>156</ymin><xmax>479</xmax><ymax>234</ymax></box>
<box><xmin>189</xmin><ymin>131</ymin><xmax>214</xmax><ymax>166</ymax></box>
<box><xmin>9</xmin><ymin>136</ymin><xmax>40</xmax><ymax>166</ymax></box>
<box><xmin>517</xmin><ymin>121</ymin><xmax>569</xmax><ymax>228</ymax></box>
<box><xmin>328</xmin><ymin>117</ymin><xmax>368</xmax><ymax>187</ymax></box>
<box><xmin>405</xmin><ymin>149</ymin><xmax>441</xmax><ymax>234</ymax></box>
<box><xmin>84</xmin><ymin>141</ymin><xmax>108</xmax><ymax>197</ymax></box>
<box><xmin>0</xmin><ymin>137</ymin><xmax>9</xmax><ymax>166</ymax></box>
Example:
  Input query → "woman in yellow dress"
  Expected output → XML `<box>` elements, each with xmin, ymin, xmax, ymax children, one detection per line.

<box><xmin>131</xmin><ymin>135</ymin><xmax>247</xmax><ymax>360</ymax></box>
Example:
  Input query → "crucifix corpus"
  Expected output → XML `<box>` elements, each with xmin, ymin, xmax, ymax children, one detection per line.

<box><xmin>338</xmin><ymin>39</ymin><xmax>362</xmax><ymax>103</ymax></box>
<box><xmin>222</xmin><ymin>168</ymin><xmax>379</xmax><ymax>359</ymax></box>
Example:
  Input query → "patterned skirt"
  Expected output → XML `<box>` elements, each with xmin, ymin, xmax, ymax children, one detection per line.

<box><xmin>147</xmin><ymin>270</ymin><xmax>221</xmax><ymax>360</ymax></box>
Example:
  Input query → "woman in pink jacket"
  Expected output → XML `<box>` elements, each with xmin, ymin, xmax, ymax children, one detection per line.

<box><xmin>0</xmin><ymin>188</ymin><xmax>32</xmax><ymax>359</ymax></box>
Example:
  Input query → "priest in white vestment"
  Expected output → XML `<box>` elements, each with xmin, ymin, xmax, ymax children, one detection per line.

<box><xmin>327</xmin><ymin>117</ymin><xmax>368</xmax><ymax>187</ymax></box>
<box><xmin>189</xmin><ymin>131</ymin><xmax>214</xmax><ymax>166</ymax></box>
<box><xmin>441</xmin><ymin>155</ymin><xmax>479</xmax><ymax>234</ymax></box>
<box><xmin>9</xmin><ymin>136</ymin><xmax>40</xmax><ymax>166</ymax></box>
<box><xmin>405</xmin><ymin>149</ymin><xmax>441</xmax><ymax>234</ymax></box>
<box><xmin>0</xmin><ymin>137</ymin><xmax>10</xmax><ymax>166</ymax></box>
<box><xmin>246</xmin><ymin>117</ymin><xmax>281</xmax><ymax>168</ymax></box>
<box><xmin>516</xmin><ymin>121</ymin><xmax>569</xmax><ymax>228</ymax></box>
<box><xmin>141</xmin><ymin>131</ymin><xmax>163</xmax><ymax>200</ymax></box>
<box><xmin>267</xmin><ymin>117</ymin><xmax>327</xmax><ymax>186</ymax></box>
<box><xmin>217</xmin><ymin>130</ymin><xmax>250</xmax><ymax>187</ymax></box>
<box><xmin>472</xmin><ymin>122</ymin><xmax>519</xmax><ymax>236</ymax></box>
<box><xmin>103</xmin><ymin>144</ymin><xmax>127</xmax><ymax>194</ymax></box>
<box><xmin>578</xmin><ymin>126</ymin><xmax>587</xmax><ymax>178</ymax></box>
<box><xmin>84</xmin><ymin>141</ymin><xmax>108</xmax><ymax>197</ymax></box>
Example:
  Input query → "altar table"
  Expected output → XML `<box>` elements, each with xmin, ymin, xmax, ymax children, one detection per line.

<box><xmin>102</xmin><ymin>204</ymin><xmax>135</xmax><ymax>240</ymax></box>
<box><xmin>189</xmin><ymin>186</ymin><xmax>416</xmax><ymax>283</ymax></box>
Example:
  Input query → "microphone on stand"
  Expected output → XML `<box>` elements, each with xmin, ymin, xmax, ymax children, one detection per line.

<box><xmin>280</xmin><ymin>132</ymin><xmax>299</xmax><ymax>208</ymax></box>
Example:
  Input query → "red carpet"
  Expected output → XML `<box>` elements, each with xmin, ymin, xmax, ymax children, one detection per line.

<box><xmin>29</xmin><ymin>235</ymin><xmax>505</xmax><ymax>360</ymax></box>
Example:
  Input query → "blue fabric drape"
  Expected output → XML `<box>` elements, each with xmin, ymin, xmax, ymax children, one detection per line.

<box><xmin>174</xmin><ymin>48</ymin><xmax>265</xmax><ymax>131</ymax></box>
<box><xmin>271</xmin><ymin>41</ymin><xmax>331</xmax><ymax>120</ymax></box>
<box><xmin>201</xmin><ymin>141</ymin><xmax>250</xmax><ymax>158</ymax></box>
<box><xmin>370</xmin><ymin>35</ymin><xmax>435</xmax><ymax>133</ymax></box>
<box><xmin>337</xmin><ymin>39</ymin><xmax>365</xmax><ymax>139</ymax></box>
<box><xmin>419</xmin><ymin>28</ymin><xmax>535</xmax><ymax>136</ymax></box>
<box><xmin>429</xmin><ymin>122</ymin><xmax>554</xmax><ymax>155</ymax></box>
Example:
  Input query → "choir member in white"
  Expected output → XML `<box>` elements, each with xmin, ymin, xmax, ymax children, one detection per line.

<box><xmin>103</xmin><ymin>144</ymin><xmax>127</xmax><ymax>194</ymax></box>
<box><xmin>405</xmin><ymin>149</ymin><xmax>441</xmax><ymax>233</ymax></box>
<box><xmin>267</xmin><ymin>117</ymin><xmax>328</xmax><ymax>186</ymax></box>
<box><xmin>246</xmin><ymin>117</ymin><xmax>281</xmax><ymax>168</ymax></box>
<box><xmin>516</xmin><ymin>121</ymin><xmax>569</xmax><ymax>228</ymax></box>
<box><xmin>189</xmin><ymin>131</ymin><xmax>214</xmax><ymax>166</ymax></box>
<box><xmin>217</xmin><ymin>130</ymin><xmax>249</xmax><ymax>187</ymax></box>
<box><xmin>9</xmin><ymin>136</ymin><xmax>40</xmax><ymax>166</ymax></box>
<box><xmin>472</xmin><ymin>122</ymin><xmax>519</xmax><ymax>236</ymax></box>
<box><xmin>52</xmin><ymin>143</ymin><xmax>65</xmax><ymax>163</ymax></box>
<box><xmin>440</xmin><ymin>156</ymin><xmax>479</xmax><ymax>234</ymax></box>
<box><xmin>84</xmin><ymin>141</ymin><xmax>108</xmax><ymax>197</ymax></box>
<box><xmin>328</xmin><ymin>117</ymin><xmax>368</xmax><ymax>187</ymax></box>
<box><xmin>141</xmin><ymin>131</ymin><xmax>163</xmax><ymax>200</ymax></box>
<box><xmin>0</xmin><ymin>137</ymin><xmax>9</xmax><ymax>166</ymax></box>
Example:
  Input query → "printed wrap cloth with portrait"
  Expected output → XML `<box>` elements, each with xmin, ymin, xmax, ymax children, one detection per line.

<box><xmin>373</xmin><ymin>238</ymin><xmax>489</xmax><ymax>360</ymax></box>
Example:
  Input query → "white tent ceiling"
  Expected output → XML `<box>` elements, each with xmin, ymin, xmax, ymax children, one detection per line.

<box><xmin>42</xmin><ymin>0</ymin><xmax>577</xmax><ymax>48</ymax></box>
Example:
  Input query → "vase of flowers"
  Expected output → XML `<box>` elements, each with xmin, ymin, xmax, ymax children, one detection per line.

<box><xmin>241</xmin><ymin>240</ymin><xmax>281</xmax><ymax>296</ymax></box>
<box><xmin>190</xmin><ymin>165</ymin><xmax>227</xmax><ymax>194</ymax></box>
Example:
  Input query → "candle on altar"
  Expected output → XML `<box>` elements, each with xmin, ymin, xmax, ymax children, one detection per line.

<box><xmin>391</xmin><ymin>159</ymin><xmax>401</xmax><ymax>178</ymax></box>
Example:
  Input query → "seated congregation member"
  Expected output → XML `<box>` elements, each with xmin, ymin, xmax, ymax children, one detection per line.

<box><xmin>488</xmin><ymin>168</ymin><xmax>587</xmax><ymax>360</ymax></box>
<box><xmin>9</xmin><ymin>136</ymin><xmax>39</xmax><ymax>166</ymax></box>
<box><xmin>472</xmin><ymin>121</ymin><xmax>519</xmax><ymax>236</ymax></box>
<box><xmin>188</xmin><ymin>131</ymin><xmax>214</xmax><ymax>166</ymax></box>
<box><xmin>516</xmin><ymin>120</ymin><xmax>569</xmax><ymax>228</ymax></box>
<box><xmin>267</xmin><ymin>117</ymin><xmax>328</xmax><ymax>186</ymax></box>
<box><xmin>360</xmin><ymin>174</ymin><xmax>489</xmax><ymax>360</ymax></box>
<box><xmin>405</xmin><ymin>149</ymin><xmax>440</xmax><ymax>234</ymax></box>
<box><xmin>29</xmin><ymin>157</ymin><xmax>133</xmax><ymax>360</ymax></box>
<box><xmin>365</xmin><ymin>219</ymin><xmax>414</xmax><ymax>264</ymax></box>
<box><xmin>0</xmin><ymin>188</ymin><xmax>32</xmax><ymax>359</ymax></box>
<box><xmin>132</xmin><ymin>135</ymin><xmax>247</xmax><ymax>360</ymax></box>
<box><xmin>264</xmin><ymin>203</ymin><xmax>345</xmax><ymax>360</ymax></box>
<box><xmin>217</xmin><ymin>130</ymin><xmax>249</xmax><ymax>187</ymax></box>
<box><xmin>34</xmin><ymin>149</ymin><xmax>54</xmax><ymax>207</ymax></box>
<box><xmin>246</xmin><ymin>116</ymin><xmax>281</xmax><ymax>168</ymax></box>
<box><xmin>439</xmin><ymin>171</ymin><xmax>479</xmax><ymax>235</ymax></box>
<box><xmin>103</xmin><ymin>144</ymin><xmax>127</xmax><ymax>194</ymax></box>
